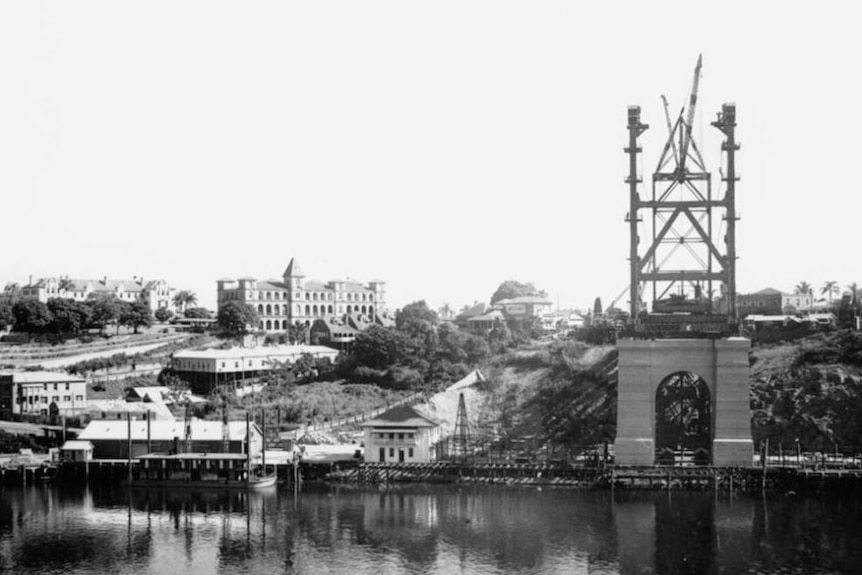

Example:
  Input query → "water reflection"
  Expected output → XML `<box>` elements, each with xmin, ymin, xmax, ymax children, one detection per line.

<box><xmin>1</xmin><ymin>483</ymin><xmax>860</xmax><ymax>574</ymax></box>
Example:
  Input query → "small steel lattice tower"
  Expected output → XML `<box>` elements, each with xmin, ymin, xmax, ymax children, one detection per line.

<box><xmin>452</xmin><ymin>392</ymin><xmax>469</xmax><ymax>461</ymax></box>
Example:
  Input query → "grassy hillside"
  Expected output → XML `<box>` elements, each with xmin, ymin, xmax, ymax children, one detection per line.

<box><xmin>478</xmin><ymin>329</ymin><xmax>862</xmax><ymax>454</ymax></box>
<box><xmin>479</xmin><ymin>340</ymin><xmax>618</xmax><ymax>447</ymax></box>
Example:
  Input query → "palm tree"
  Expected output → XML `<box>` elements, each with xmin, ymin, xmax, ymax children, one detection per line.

<box><xmin>438</xmin><ymin>303</ymin><xmax>453</xmax><ymax>319</ymax></box>
<box><xmin>847</xmin><ymin>282</ymin><xmax>859</xmax><ymax>305</ymax></box>
<box><xmin>58</xmin><ymin>277</ymin><xmax>75</xmax><ymax>293</ymax></box>
<box><xmin>173</xmin><ymin>290</ymin><xmax>197</xmax><ymax>313</ymax></box>
<box><xmin>794</xmin><ymin>281</ymin><xmax>812</xmax><ymax>295</ymax></box>
<box><xmin>821</xmin><ymin>280</ymin><xmax>839</xmax><ymax>304</ymax></box>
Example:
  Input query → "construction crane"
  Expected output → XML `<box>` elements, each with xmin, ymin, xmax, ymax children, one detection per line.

<box><xmin>677</xmin><ymin>53</ymin><xmax>702</xmax><ymax>174</ymax></box>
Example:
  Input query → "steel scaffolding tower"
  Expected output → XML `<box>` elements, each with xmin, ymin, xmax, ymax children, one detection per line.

<box><xmin>452</xmin><ymin>392</ymin><xmax>469</xmax><ymax>460</ymax></box>
<box><xmin>626</xmin><ymin>55</ymin><xmax>739</xmax><ymax>328</ymax></box>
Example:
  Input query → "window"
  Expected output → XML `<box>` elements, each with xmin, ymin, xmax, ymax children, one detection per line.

<box><xmin>52</xmin><ymin>396</ymin><xmax>59</xmax><ymax>402</ymax></box>
<box><xmin>408</xmin><ymin>448</ymin><xmax>414</xmax><ymax>458</ymax></box>
<box><xmin>53</xmin><ymin>383</ymin><xmax>58</xmax><ymax>391</ymax></box>
<box><xmin>398</xmin><ymin>433</ymin><xmax>404</xmax><ymax>440</ymax></box>
<box><xmin>389</xmin><ymin>448</ymin><xmax>394</xmax><ymax>457</ymax></box>
<box><xmin>65</xmin><ymin>383</ymin><xmax>70</xmax><ymax>390</ymax></box>
<box><xmin>75</xmin><ymin>395</ymin><xmax>83</xmax><ymax>401</ymax></box>
<box><xmin>63</xmin><ymin>395</ymin><xmax>71</xmax><ymax>402</ymax></box>
<box><xmin>389</xmin><ymin>433</ymin><xmax>395</xmax><ymax>439</ymax></box>
<box><xmin>41</xmin><ymin>397</ymin><xmax>48</xmax><ymax>404</ymax></box>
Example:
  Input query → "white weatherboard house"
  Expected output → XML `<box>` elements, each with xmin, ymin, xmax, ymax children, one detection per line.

<box><xmin>0</xmin><ymin>371</ymin><xmax>87</xmax><ymax>419</ymax></box>
<box><xmin>361</xmin><ymin>405</ymin><xmax>440</xmax><ymax>463</ymax></box>
<box><xmin>171</xmin><ymin>344</ymin><xmax>339</xmax><ymax>393</ymax></box>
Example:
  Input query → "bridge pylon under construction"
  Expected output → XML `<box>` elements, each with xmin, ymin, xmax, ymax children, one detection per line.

<box><xmin>615</xmin><ymin>56</ymin><xmax>753</xmax><ymax>468</ymax></box>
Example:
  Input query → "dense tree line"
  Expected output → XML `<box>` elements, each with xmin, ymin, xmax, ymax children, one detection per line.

<box><xmin>339</xmin><ymin>300</ymin><xmax>492</xmax><ymax>391</ymax></box>
<box><xmin>0</xmin><ymin>296</ymin><xmax>153</xmax><ymax>340</ymax></box>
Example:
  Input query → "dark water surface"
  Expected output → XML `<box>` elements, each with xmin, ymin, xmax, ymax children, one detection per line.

<box><xmin>1</xmin><ymin>483</ymin><xmax>860</xmax><ymax>574</ymax></box>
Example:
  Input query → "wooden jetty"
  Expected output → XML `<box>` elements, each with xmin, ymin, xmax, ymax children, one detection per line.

<box><xmin>329</xmin><ymin>461</ymin><xmax>862</xmax><ymax>492</ymax></box>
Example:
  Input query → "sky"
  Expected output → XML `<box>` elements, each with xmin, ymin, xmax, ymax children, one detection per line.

<box><xmin>1</xmin><ymin>2</ymin><xmax>860</xmax><ymax>313</ymax></box>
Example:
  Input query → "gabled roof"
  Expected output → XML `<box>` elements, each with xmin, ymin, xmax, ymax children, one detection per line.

<box><xmin>456</xmin><ymin>303</ymin><xmax>490</xmax><ymax>320</ymax></box>
<box><xmin>312</xmin><ymin>317</ymin><xmax>360</xmax><ymax>335</ymax></box>
<box><xmin>362</xmin><ymin>405</ymin><xmax>439</xmax><ymax>428</ymax></box>
<box><xmin>283</xmin><ymin>257</ymin><xmax>304</xmax><ymax>278</ymax></box>
<box><xmin>468</xmin><ymin>310</ymin><xmax>506</xmax><ymax>323</ymax></box>
<box><xmin>86</xmin><ymin>399</ymin><xmax>175</xmax><ymax>421</ymax></box>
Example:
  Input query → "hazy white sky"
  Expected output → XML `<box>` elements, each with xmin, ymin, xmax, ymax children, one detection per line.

<box><xmin>1</xmin><ymin>2</ymin><xmax>859</xmax><ymax>312</ymax></box>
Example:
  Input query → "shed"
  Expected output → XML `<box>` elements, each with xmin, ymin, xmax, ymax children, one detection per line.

<box><xmin>61</xmin><ymin>440</ymin><xmax>94</xmax><ymax>462</ymax></box>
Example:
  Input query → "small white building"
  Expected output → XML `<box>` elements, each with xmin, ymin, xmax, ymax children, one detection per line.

<box><xmin>60</xmin><ymin>440</ymin><xmax>94</xmax><ymax>462</ymax></box>
<box><xmin>0</xmin><ymin>371</ymin><xmax>87</xmax><ymax>419</ymax></box>
<box><xmin>362</xmin><ymin>405</ymin><xmax>440</xmax><ymax>464</ymax></box>
<box><xmin>170</xmin><ymin>344</ymin><xmax>340</xmax><ymax>392</ymax></box>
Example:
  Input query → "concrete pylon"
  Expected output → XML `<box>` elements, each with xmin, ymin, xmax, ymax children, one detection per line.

<box><xmin>614</xmin><ymin>337</ymin><xmax>754</xmax><ymax>467</ymax></box>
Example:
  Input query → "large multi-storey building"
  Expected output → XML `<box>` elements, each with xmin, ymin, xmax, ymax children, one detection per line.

<box><xmin>216</xmin><ymin>258</ymin><xmax>386</xmax><ymax>332</ymax></box>
<box><xmin>737</xmin><ymin>288</ymin><xmax>814</xmax><ymax>316</ymax></box>
<box><xmin>16</xmin><ymin>276</ymin><xmax>177</xmax><ymax>313</ymax></box>
<box><xmin>0</xmin><ymin>371</ymin><xmax>87</xmax><ymax>419</ymax></box>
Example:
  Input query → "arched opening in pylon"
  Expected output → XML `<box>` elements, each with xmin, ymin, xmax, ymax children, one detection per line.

<box><xmin>655</xmin><ymin>371</ymin><xmax>711</xmax><ymax>465</ymax></box>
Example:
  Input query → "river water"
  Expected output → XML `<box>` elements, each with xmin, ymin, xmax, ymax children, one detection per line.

<box><xmin>1</xmin><ymin>483</ymin><xmax>860</xmax><ymax>574</ymax></box>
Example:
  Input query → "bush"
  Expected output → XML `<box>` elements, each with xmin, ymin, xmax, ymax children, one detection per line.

<box><xmin>386</xmin><ymin>366</ymin><xmax>424</xmax><ymax>390</ymax></box>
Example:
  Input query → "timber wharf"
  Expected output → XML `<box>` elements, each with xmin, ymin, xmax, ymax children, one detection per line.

<box><xmin>329</xmin><ymin>462</ymin><xmax>862</xmax><ymax>493</ymax></box>
<box><xmin>4</xmin><ymin>459</ymin><xmax>862</xmax><ymax>493</ymax></box>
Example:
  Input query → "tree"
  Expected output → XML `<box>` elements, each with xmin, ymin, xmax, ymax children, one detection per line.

<box><xmin>437</xmin><ymin>303</ymin><xmax>453</xmax><ymax>319</ymax></box>
<box><xmin>821</xmin><ymin>281</ymin><xmax>839</xmax><ymax>304</ymax></box>
<box><xmin>154</xmin><ymin>307</ymin><xmax>174</xmax><ymax>322</ymax></box>
<box><xmin>396</xmin><ymin>300</ymin><xmax>439</xmax><ymax>331</ymax></box>
<box><xmin>88</xmin><ymin>295</ymin><xmax>122</xmax><ymax>334</ymax></box>
<box><xmin>490</xmin><ymin>280</ymin><xmax>546</xmax><ymax>305</ymax></box>
<box><xmin>120</xmin><ymin>300</ymin><xmax>153</xmax><ymax>333</ymax></box>
<box><xmin>395</xmin><ymin>301</ymin><xmax>439</xmax><ymax>368</ymax></box>
<box><xmin>217</xmin><ymin>301</ymin><xmax>259</xmax><ymax>335</ymax></box>
<box><xmin>12</xmin><ymin>300</ymin><xmax>53</xmax><ymax>339</ymax></box>
<box><xmin>487</xmin><ymin>318</ymin><xmax>513</xmax><ymax>353</ymax></box>
<box><xmin>58</xmin><ymin>277</ymin><xmax>75</xmax><ymax>292</ymax></box>
<box><xmin>847</xmin><ymin>282</ymin><xmax>859</xmax><ymax>306</ymax></box>
<box><xmin>0</xmin><ymin>301</ymin><xmax>13</xmax><ymax>331</ymax></box>
<box><xmin>47</xmin><ymin>298</ymin><xmax>92</xmax><ymax>335</ymax></box>
<box><xmin>183</xmin><ymin>307</ymin><xmax>210</xmax><ymax>319</ymax></box>
<box><xmin>289</xmin><ymin>321</ymin><xmax>309</xmax><ymax>344</ymax></box>
<box><xmin>352</xmin><ymin>325</ymin><xmax>408</xmax><ymax>369</ymax></box>
<box><xmin>794</xmin><ymin>281</ymin><xmax>812</xmax><ymax>295</ymax></box>
<box><xmin>173</xmin><ymin>290</ymin><xmax>198</xmax><ymax>313</ymax></box>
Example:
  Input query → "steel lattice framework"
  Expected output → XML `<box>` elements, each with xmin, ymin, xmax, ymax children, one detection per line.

<box><xmin>626</xmin><ymin>55</ymin><xmax>739</xmax><ymax>326</ymax></box>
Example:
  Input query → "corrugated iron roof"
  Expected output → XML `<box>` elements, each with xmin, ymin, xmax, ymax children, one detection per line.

<box><xmin>0</xmin><ymin>371</ymin><xmax>85</xmax><ymax>383</ymax></box>
<box><xmin>78</xmin><ymin>419</ymin><xmax>257</xmax><ymax>441</ymax></box>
